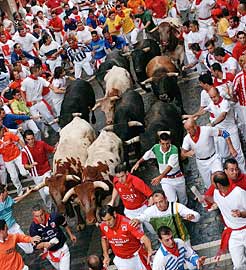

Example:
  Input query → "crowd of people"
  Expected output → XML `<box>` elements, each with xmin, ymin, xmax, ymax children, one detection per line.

<box><xmin>0</xmin><ymin>0</ymin><xmax>246</xmax><ymax>269</ymax></box>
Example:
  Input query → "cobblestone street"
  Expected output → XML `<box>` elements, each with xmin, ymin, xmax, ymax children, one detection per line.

<box><xmin>12</xmin><ymin>71</ymin><xmax>234</xmax><ymax>269</ymax></box>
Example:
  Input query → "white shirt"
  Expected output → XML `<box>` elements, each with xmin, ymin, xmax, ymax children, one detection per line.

<box><xmin>12</xmin><ymin>32</ymin><xmax>38</xmax><ymax>54</ymax></box>
<box><xmin>21</xmin><ymin>76</ymin><xmax>50</xmax><ymax>102</ymax></box>
<box><xmin>77</xmin><ymin>27</ymin><xmax>92</xmax><ymax>43</ymax></box>
<box><xmin>205</xmin><ymin>98</ymin><xmax>236</xmax><ymax>131</ymax></box>
<box><xmin>136</xmin><ymin>202</ymin><xmax>200</xmax><ymax>223</ymax></box>
<box><xmin>142</xmin><ymin>145</ymin><xmax>180</xmax><ymax>175</ymax></box>
<box><xmin>191</xmin><ymin>0</ymin><xmax>215</xmax><ymax>19</ymax></box>
<box><xmin>187</xmin><ymin>28</ymin><xmax>209</xmax><ymax>50</ymax></box>
<box><xmin>182</xmin><ymin>126</ymin><xmax>219</xmax><ymax>159</ymax></box>
<box><xmin>40</xmin><ymin>41</ymin><xmax>61</xmax><ymax>61</ymax></box>
<box><xmin>37</xmin><ymin>17</ymin><xmax>49</xmax><ymax>29</ymax></box>
<box><xmin>220</xmin><ymin>56</ymin><xmax>241</xmax><ymax>74</ymax></box>
<box><xmin>0</xmin><ymin>40</ymin><xmax>14</xmax><ymax>63</ymax></box>
<box><xmin>227</xmin><ymin>23</ymin><xmax>246</xmax><ymax>39</ymax></box>
<box><xmin>176</xmin><ymin>0</ymin><xmax>191</xmax><ymax>11</ymax></box>
<box><xmin>214</xmin><ymin>186</ymin><xmax>246</xmax><ymax>229</ymax></box>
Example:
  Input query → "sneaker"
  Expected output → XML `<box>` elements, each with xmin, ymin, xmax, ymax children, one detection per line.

<box><xmin>44</xmin><ymin>130</ymin><xmax>49</xmax><ymax>138</ymax></box>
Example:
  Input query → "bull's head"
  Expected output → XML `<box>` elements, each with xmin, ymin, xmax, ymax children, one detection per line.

<box><xmin>33</xmin><ymin>174</ymin><xmax>81</xmax><ymax>214</ymax></box>
<box><xmin>92</xmin><ymin>96</ymin><xmax>120</xmax><ymax>125</ymax></box>
<box><xmin>62</xmin><ymin>181</ymin><xmax>110</xmax><ymax>224</ymax></box>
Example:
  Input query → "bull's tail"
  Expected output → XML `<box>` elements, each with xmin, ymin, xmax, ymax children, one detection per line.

<box><xmin>91</xmin><ymin>110</ymin><xmax>96</xmax><ymax>124</ymax></box>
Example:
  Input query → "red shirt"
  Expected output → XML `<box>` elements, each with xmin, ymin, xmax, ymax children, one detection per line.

<box><xmin>232</xmin><ymin>42</ymin><xmax>246</xmax><ymax>61</ymax></box>
<box><xmin>145</xmin><ymin>0</ymin><xmax>168</xmax><ymax>18</ymax></box>
<box><xmin>46</xmin><ymin>0</ymin><xmax>63</xmax><ymax>15</ymax></box>
<box><xmin>113</xmin><ymin>173</ymin><xmax>152</xmax><ymax>210</ymax></box>
<box><xmin>48</xmin><ymin>17</ymin><xmax>63</xmax><ymax>32</ymax></box>
<box><xmin>100</xmin><ymin>214</ymin><xmax>144</xmax><ymax>258</ymax></box>
<box><xmin>0</xmin><ymin>132</ymin><xmax>20</xmax><ymax>162</ymax></box>
<box><xmin>22</xmin><ymin>141</ymin><xmax>54</xmax><ymax>175</ymax></box>
<box><xmin>213</xmin><ymin>72</ymin><xmax>235</xmax><ymax>87</ymax></box>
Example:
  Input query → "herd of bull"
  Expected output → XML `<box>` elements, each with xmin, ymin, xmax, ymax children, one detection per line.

<box><xmin>32</xmin><ymin>24</ymin><xmax>187</xmax><ymax>229</ymax></box>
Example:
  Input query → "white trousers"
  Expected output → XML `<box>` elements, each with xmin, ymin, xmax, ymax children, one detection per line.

<box><xmin>113</xmin><ymin>253</ymin><xmax>146</xmax><ymax>270</ymax></box>
<box><xmin>161</xmin><ymin>175</ymin><xmax>188</xmax><ymax>205</ymax></box>
<box><xmin>125</xmin><ymin>28</ymin><xmax>139</xmax><ymax>45</ymax></box>
<box><xmin>47</xmin><ymin>243</ymin><xmax>70</xmax><ymax>270</ymax></box>
<box><xmin>222</xmin><ymin>43</ymin><xmax>235</xmax><ymax>53</ymax></box>
<box><xmin>74</xmin><ymin>53</ymin><xmax>94</xmax><ymax>79</ymax></box>
<box><xmin>30</xmin><ymin>101</ymin><xmax>60</xmax><ymax>132</ymax></box>
<box><xmin>5</xmin><ymin>154</ymin><xmax>28</xmax><ymax>194</ymax></box>
<box><xmin>198</xmin><ymin>18</ymin><xmax>214</xmax><ymax>39</ymax></box>
<box><xmin>54</xmin><ymin>32</ymin><xmax>63</xmax><ymax>45</ymax></box>
<box><xmin>8</xmin><ymin>222</ymin><xmax>33</xmax><ymax>254</ymax></box>
<box><xmin>22</xmin><ymin>266</ymin><xmax>29</xmax><ymax>270</ymax></box>
<box><xmin>229</xmin><ymin>229</ymin><xmax>246</xmax><ymax>270</ymax></box>
<box><xmin>46</xmin><ymin>58</ymin><xmax>62</xmax><ymax>73</ymax></box>
<box><xmin>0</xmin><ymin>155</ymin><xmax>7</xmax><ymax>185</ymax></box>
<box><xmin>196</xmin><ymin>154</ymin><xmax>223</xmax><ymax>188</ymax></box>
<box><xmin>236</xmin><ymin>105</ymin><xmax>246</xmax><ymax>142</ymax></box>
<box><xmin>124</xmin><ymin>204</ymin><xmax>156</xmax><ymax>234</ymax></box>
<box><xmin>216</xmin><ymin>128</ymin><xmax>246</xmax><ymax>173</ymax></box>
<box><xmin>19</xmin><ymin>119</ymin><xmax>41</xmax><ymax>141</ymax></box>
<box><xmin>33</xmin><ymin>171</ymin><xmax>52</xmax><ymax>209</ymax></box>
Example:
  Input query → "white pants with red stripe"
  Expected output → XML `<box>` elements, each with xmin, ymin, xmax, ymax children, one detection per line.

<box><xmin>113</xmin><ymin>253</ymin><xmax>146</xmax><ymax>270</ymax></box>
<box><xmin>46</xmin><ymin>57</ymin><xmax>62</xmax><ymax>73</ymax></box>
<box><xmin>161</xmin><ymin>175</ymin><xmax>187</xmax><ymax>205</ymax></box>
<box><xmin>5</xmin><ymin>154</ymin><xmax>28</xmax><ymax>195</ymax></box>
<box><xmin>33</xmin><ymin>171</ymin><xmax>52</xmax><ymax>209</ymax></box>
<box><xmin>95</xmin><ymin>56</ymin><xmax>106</xmax><ymax>69</ymax></box>
<box><xmin>124</xmin><ymin>204</ymin><xmax>156</xmax><ymax>235</ymax></box>
<box><xmin>8</xmin><ymin>222</ymin><xmax>33</xmax><ymax>254</ymax></box>
<box><xmin>47</xmin><ymin>243</ymin><xmax>70</xmax><ymax>270</ymax></box>
<box><xmin>229</xmin><ymin>229</ymin><xmax>246</xmax><ymax>269</ymax></box>
<box><xmin>30</xmin><ymin>101</ymin><xmax>60</xmax><ymax>133</ymax></box>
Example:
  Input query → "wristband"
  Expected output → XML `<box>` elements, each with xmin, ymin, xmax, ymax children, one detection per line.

<box><xmin>222</xmin><ymin>130</ymin><xmax>230</xmax><ymax>139</ymax></box>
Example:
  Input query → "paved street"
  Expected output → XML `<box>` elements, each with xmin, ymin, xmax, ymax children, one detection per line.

<box><xmin>11</xmin><ymin>71</ymin><xmax>234</xmax><ymax>269</ymax></box>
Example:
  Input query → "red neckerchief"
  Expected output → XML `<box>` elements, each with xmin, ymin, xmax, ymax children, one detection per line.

<box><xmin>219</xmin><ymin>183</ymin><xmax>236</xmax><ymax>197</ymax></box>
<box><xmin>222</xmin><ymin>53</ymin><xmax>230</xmax><ymax>63</ymax></box>
<box><xmin>15</xmin><ymin>49</ymin><xmax>22</xmax><ymax>55</ymax></box>
<box><xmin>195</xmin><ymin>0</ymin><xmax>202</xmax><ymax>4</ymax></box>
<box><xmin>22</xmin><ymin>62</ymin><xmax>29</xmax><ymax>67</ymax></box>
<box><xmin>29</xmin><ymin>74</ymin><xmax>38</xmax><ymax>80</ymax></box>
<box><xmin>33</xmin><ymin>213</ymin><xmax>50</xmax><ymax>225</ymax></box>
<box><xmin>163</xmin><ymin>243</ymin><xmax>180</xmax><ymax>257</ymax></box>
<box><xmin>213</xmin><ymin>96</ymin><xmax>223</xmax><ymax>107</ymax></box>
<box><xmin>191</xmin><ymin>126</ymin><xmax>201</xmax><ymax>143</ymax></box>
<box><xmin>230</xmin><ymin>173</ymin><xmax>246</xmax><ymax>190</ymax></box>
<box><xmin>107</xmin><ymin>35</ymin><xmax>113</xmax><ymax>44</ymax></box>
<box><xmin>117</xmin><ymin>11</ymin><xmax>125</xmax><ymax>18</ymax></box>
<box><xmin>72</xmin><ymin>43</ymin><xmax>78</xmax><ymax>49</ymax></box>
<box><xmin>195</xmin><ymin>50</ymin><xmax>202</xmax><ymax>60</ymax></box>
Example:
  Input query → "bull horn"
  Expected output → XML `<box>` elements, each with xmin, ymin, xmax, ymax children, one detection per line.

<box><xmin>86</xmin><ymin>75</ymin><xmax>96</xmax><ymax>82</ymax></box>
<box><xmin>48</xmin><ymin>118</ymin><xmax>59</xmax><ymax>125</ymax></box>
<box><xmin>92</xmin><ymin>102</ymin><xmax>102</xmax><ymax>111</ymax></box>
<box><xmin>128</xmin><ymin>121</ymin><xmax>143</xmax><ymax>127</ymax></box>
<box><xmin>62</xmin><ymin>187</ymin><xmax>76</xmax><ymax>203</ymax></box>
<box><xmin>166</xmin><ymin>72</ymin><xmax>179</xmax><ymax>77</ymax></box>
<box><xmin>102</xmin><ymin>125</ymin><xmax>114</xmax><ymax>131</ymax></box>
<box><xmin>109</xmin><ymin>96</ymin><xmax>120</xmax><ymax>101</ymax></box>
<box><xmin>93</xmin><ymin>181</ymin><xmax>110</xmax><ymax>191</ymax></box>
<box><xmin>149</xmin><ymin>26</ymin><xmax>159</xmax><ymax>33</ymax></box>
<box><xmin>66</xmin><ymin>175</ymin><xmax>81</xmax><ymax>182</ymax></box>
<box><xmin>157</xmin><ymin>131</ymin><xmax>171</xmax><ymax>136</ymax></box>
<box><xmin>142</xmin><ymin>47</ymin><xmax>151</xmax><ymax>53</ymax></box>
<box><xmin>141</xmin><ymin>77</ymin><xmax>153</xmax><ymax>85</ymax></box>
<box><xmin>72</xmin><ymin>113</ymin><xmax>82</xmax><ymax>117</ymax></box>
<box><xmin>33</xmin><ymin>181</ymin><xmax>47</xmax><ymax>191</ymax></box>
<box><xmin>125</xmin><ymin>136</ymin><xmax>140</xmax><ymax>145</ymax></box>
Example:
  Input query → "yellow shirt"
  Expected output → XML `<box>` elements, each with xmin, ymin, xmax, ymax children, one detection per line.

<box><xmin>105</xmin><ymin>17</ymin><xmax>121</xmax><ymax>36</ymax></box>
<box><xmin>116</xmin><ymin>9</ymin><xmax>135</xmax><ymax>34</ymax></box>
<box><xmin>218</xmin><ymin>18</ymin><xmax>233</xmax><ymax>45</ymax></box>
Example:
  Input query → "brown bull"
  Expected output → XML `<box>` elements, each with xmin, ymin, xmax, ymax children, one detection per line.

<box><xmin>33</xmin><ymin>174</ymin><xmax>85</xmax><ymax>230</ymax></box>
<box><xmin>62</xmin><ymin>180</ymin><xmax>111</xmax><ymax>224</ymax></box>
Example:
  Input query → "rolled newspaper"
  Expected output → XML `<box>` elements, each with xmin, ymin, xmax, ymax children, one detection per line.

<box><xmin>190</xmin><ymin>186</ymin><xmax>207</xmax><ymax>207</ymax></box>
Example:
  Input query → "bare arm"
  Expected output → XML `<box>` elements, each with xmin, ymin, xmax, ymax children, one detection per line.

<box><xmin>151</xmin><ymin>165</ymin><xmax>172</xmax><ymax>185</ymax></box>
<box><xmin>211</xmin><ymin>112</ymin><xmax>227</xmax><ymax>127</ymax></box>
<box><xmin>101</xmin><ymin>237</ymin><xmax>110</xmax><ymax>267</ymax></box>
<box><xmin>108</xmin><ymin>187</ymin><xmax>119</xmax><ymax>206</ymax></box>
<box><xmin>131</xmin><ymin>157</ymin><xmax>145</xmax><ymax>173</ymax></box>
<box><xmin>65</xmin><ymin>225</ymin><xmax>77</xmax><ymax>243</ymax></box>
<box><xmin>14</xmin><ymin>187</ymin><xmax>33</xmax><ymax>203</ymax></box>
<box><xmin>140</xmin><ymin>235</ymin><xmax>153</xmax><ymax>265</ymax></box>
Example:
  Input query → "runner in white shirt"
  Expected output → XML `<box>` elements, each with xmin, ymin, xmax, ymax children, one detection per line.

<box><xmin>21</xmin><ymin>66</ymin><xmax>61</xmax><ymax>136</ymax></box>
<box><xmin>176</xmin><ymin>0</ymin><xmax>191</xmax><ymax>23</ymax></box>
<box><xmin>0</xmin><ymin>34</ymin><xmax>14</xmax><ymax>65</ymax></box>
<box><xmin>187</xmin><ymin>20</ymin><xmax>209</xmax><ymax>50</ymax></box>
<box><xmin>12</xmin><ymin>28</ymin><xmax>39</xmax><ymax>57</ymax></box>
<box><xmin>181</xmin><ymin>118</ymin><xmax>236</xmax><ymax>188</ymax></box>
<box><xmin>36</xmin><ymin>11</ymin><xmax>49</xmax><ymax>30</ymax></box>
<box><xmin>227</xmin><ymin>16</ymin><xmax>246</xmax><ymax>42</ymax></box>
<box><xmin>197</xmin><ymin>88</ymin><xmax>246</xmax><ymax>173</ymax></box>
<box><xmin>214</xmin><ymin>47</ymin><xmax>241</xmax><ymax>75</ymax></box>
<box><xmin>191</xmin><ymin>0</ymin><xmax>216</xmax><ymax>39</ymax></box>
<box><xmin>76</xmin><ymin>22</ymin><xmax>93</xmax><ymax>44</ymax></box>
<box><xmin>212</xmin><ymin>171</ymin><xmax>246</xmax><ymax>269</ymax></box>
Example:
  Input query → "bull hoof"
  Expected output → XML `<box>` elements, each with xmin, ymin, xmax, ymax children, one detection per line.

<box><xmin>76</xmin><ymin>223</ymin><xmax>86</xmax><ymax>231</ymax></box>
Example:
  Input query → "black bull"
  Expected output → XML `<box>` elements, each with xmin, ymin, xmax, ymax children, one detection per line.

<box><xmin>59</xmin><ymin>80</ymin><xmax>96</xmax><ymax>128</ymax></box>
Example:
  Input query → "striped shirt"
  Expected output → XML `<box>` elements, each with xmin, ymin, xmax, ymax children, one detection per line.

<box><xmin>66</xmin><ymin>42</ymin><xmax>90</xmax><ymax>62</ymax></box>
<box><xmin>152</xmin><ymin>239</ymin><xmax>199</xmax><ymax>270</ymax></box>
<box><xmin>233</xmin><ymin>71</ymin><xmax>246</xmax><ymax>106</ymax></box>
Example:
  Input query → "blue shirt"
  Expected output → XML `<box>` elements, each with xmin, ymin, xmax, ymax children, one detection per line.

<box><xmin>3</xmin><ymin>114</ymin><xmax>30</xmax><ymax>129</ymax></box>
<box><xmin>86</xmin><ymin>17</ymin><xmax>98</xmax><ymax>29</ymax></box>
<box><xmin>90</xmin><ymin>39</ymin><xmax>107</xmax><ymax>59</ymax></box>
<box><xmin>0</xmin><ymin>196</ymin><xmax>16</xmax><ymax>228</ymax></box>
<box><xmin>64</xmin><ymin>18</ymin><xmax>77</xmax><ymax>32</ymax></box>
<box><xmin>104</xmin><ymin>35</ymin><xmax>127</xmax><ymax>50</ymax></box>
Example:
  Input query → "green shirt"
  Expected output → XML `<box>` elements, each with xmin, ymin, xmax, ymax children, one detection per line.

<box><xmin>10</xmin><ymin>99</ymin><xmax>31</xmax><ymax>116</ymax></box>
<box><xmin>135</xmin><ymin>11</ymin><xmax>156</xmax><ymax>32</ymax></box>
